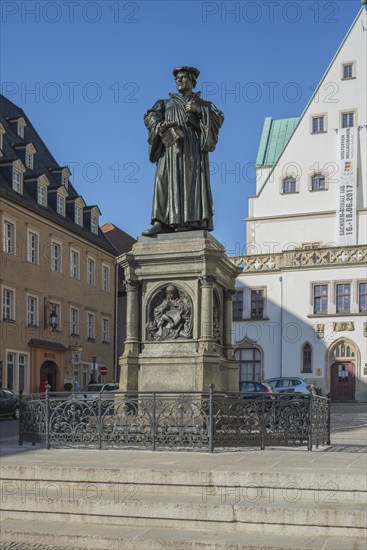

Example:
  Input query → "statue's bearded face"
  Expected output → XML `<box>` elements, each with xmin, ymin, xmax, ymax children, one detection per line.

<box><xmin>175</xmin><ymin>72</ymin><xmax>194</xmax><ymax>94</ymax></box>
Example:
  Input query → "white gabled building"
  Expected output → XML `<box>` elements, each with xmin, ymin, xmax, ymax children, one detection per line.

<box><xmin>233</xmin><ymin>6</ymin><xmax>367</xmax><ymax>402</ymax></box>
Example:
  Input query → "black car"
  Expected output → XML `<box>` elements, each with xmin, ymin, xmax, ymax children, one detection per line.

<box><xmin>0</xmin><ymin>389</ymin><xmax>20</xmax><ymax>419</ymax></box>
<box><xmin>239</xmin><ymin>381</ymin><xmax>275</xmax><ymax>399</ymax></box>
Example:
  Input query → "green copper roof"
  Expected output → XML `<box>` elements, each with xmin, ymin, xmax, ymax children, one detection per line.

<box><xmin>256</xmin><ymin>116</ymin><xmax>300</xmax><ymax>167</ymax></box>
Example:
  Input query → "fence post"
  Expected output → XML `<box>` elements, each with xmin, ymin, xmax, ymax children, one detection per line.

<box><xmin>261</xmin><ymin>395</ymin><xmax>266</xmax><ymax>450</ymax></box>
<box><xmin>152</xmin><ymin>392</ymin><xmax>156</xmax><ymax>451</ymax></box>
<box><xmin>98</xmin><ymin>392</ymin><xmax>102</xmax><ymax>450</ymax></box>
<box><xmin>45</xmin><ymin>384</ymin><xmax>51</xmax><ymax>449</ymax></box>
<box><xmin>209</xmin><ymin>384</ymin><xmax>215</xmax><ymax>453</ymax></box>
<box><xmin>307</xmin><ymin>394</ymin><xmax>313</xmax><ymax>451</ymax></box>
<box><xmin>327</xmin><ymin>396</ymin><xmax>331</xmax><ymax>446</ymax></box>
<box><xmin>18</xmin><ymin>389</ymin><xmax>23</xmax><ymax>446</ymax></box>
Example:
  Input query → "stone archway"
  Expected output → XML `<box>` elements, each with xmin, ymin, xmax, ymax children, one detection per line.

<box><xmin>328</xmin><ymin>339</ymin><xmax>359</xmax><ymax>401</ymax></box>
<box><xmin>40</xmin><ymin>361</ymin><xmax>58</xmax><ymax>391</ymax></box>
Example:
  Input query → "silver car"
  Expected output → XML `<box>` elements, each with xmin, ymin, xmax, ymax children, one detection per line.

<box><xmin>264</xmin><ymin>377</ymin><xmax>317</xmax><ymax>395</ymax></box>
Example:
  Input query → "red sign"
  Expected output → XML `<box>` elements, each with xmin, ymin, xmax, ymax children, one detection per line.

<box><xmin>99</xmin><ymin>365</ymin><xmax>108</xmax><ymax>376</ymax></box>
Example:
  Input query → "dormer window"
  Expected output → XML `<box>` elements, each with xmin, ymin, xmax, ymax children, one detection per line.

<box><xmin>17</xmin><ymin>118</ymin><xmax>26</xmax><ymax>138</ymax></box>
<box><xmin>38</xmin><ymin>183</ymin><xmax>47</xmax><ymax>206</ymax></box>
<box><xmin>12</xmin><ymin>168</ymin><xmax>23</xmax><ymax>193</ymax></box>
<box><xmin>57</xmin><ymin>194</ymin><xmax>66</xmax><ymax>216</ymax></box>
<box><xmin>61</xmin><ymin>174</ymin><xmax>69</xmax><ymax>188</ymax></box>
<box><xmin>25</xmin><ymin>150</ymin><xmax>33</xmax><ymax>169</ymax></box>
<box><xmin>75</xmin><ymin>205</ymin><xmax>83</xmax><ymax>226</ymax></box>
<box><xmin>0</xmin><ymin>123</ymin><xmax>5</xmax><ymax>153</ymax></box>
<box><xmin>91</xmin><ymin>214</ymin><xmax>98</xmax><ymax>235</ymax></box>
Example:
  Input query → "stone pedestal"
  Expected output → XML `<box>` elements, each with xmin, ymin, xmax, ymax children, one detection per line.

<box><xmin>118</xmin><ymin>231</ymin><xmax>239</xmax><ymax>392</ymax></box>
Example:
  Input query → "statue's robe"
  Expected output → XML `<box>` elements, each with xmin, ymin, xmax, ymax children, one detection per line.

<box><xmin>144</xmin><ymin>93</ymin><xmax>224</xmax><ymax>230</ymax></box>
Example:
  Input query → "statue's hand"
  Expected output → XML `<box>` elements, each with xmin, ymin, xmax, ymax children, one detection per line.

<box><xmin>186</xmin><ymin>99</ymin><xmax>201</xmax><ymax>114</ymax></box>
<box><xmin>159</xmin><ymin>120</ymin><xmax>178</xmax><ymax>134</ymax></box>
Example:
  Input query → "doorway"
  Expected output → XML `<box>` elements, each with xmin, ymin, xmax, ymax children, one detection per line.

<box><xmin>40</xmin><ymin>361</ymin><xmax>58</xmax><ymax>391</ymax></box>
<box><xmin>330</xmin><ymin>362</ymin><xmax>355</xmax><ymax>401</ymax></box>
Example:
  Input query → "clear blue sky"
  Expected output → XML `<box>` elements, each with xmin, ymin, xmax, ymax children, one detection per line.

<box><xmin>1</xmin><ymin>0</ymin><xmax>363</xmax><ymax>253</ymax></box>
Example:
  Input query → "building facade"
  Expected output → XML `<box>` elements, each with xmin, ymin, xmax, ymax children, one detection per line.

<box><xmin>0</xmin><ymin>95</ymin><xmax>118</xmax><ymax>393</ymax></box>
<box><xmin>233</xmin><ymin>7</ymin><xmax>367</xmax><ymax>401</ymax></box>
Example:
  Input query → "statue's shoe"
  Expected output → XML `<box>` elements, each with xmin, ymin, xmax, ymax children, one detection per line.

<box><xmin>141</xmin><ymin>222</ymin><xmax>173</xmax><ymax>237</ymax></box>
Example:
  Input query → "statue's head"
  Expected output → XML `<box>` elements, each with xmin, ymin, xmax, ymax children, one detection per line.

<box><xmin>165</xmin><ymin>284</ymin><xmax>178</xmax><ymax>300</ymax></box>
<box><xmin>173</xmin><ymin>66</ymin><xmax>200</xmax><ymax>93</ymax></box>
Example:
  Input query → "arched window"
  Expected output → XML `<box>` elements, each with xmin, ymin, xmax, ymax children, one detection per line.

<box><xmin>235</xmin><ymin>346</ymin><xmax>262</xmax><ymax>383</ymax></box>
<box><xmin>302</xmin><ymin>343</ymin><xmax>312</xmax><ymax>373</ymax></box>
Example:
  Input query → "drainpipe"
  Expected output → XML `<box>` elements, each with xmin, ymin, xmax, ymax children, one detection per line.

<box><xmin>114</xmin><ymin>263</ymin><xmax>119</xmax><ymax>383</ymax></box>
<box><xmin>279</xmin><ymin>276</ymin><xmax>283</xmax><ymax>377</ymax></box>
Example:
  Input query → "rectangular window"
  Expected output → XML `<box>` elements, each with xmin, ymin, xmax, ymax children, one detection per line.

<box><xmin>18</xmin><ymin>354</ymin><xmax>27</xmax><ymax>392</ymax></box>
<box><xmin>342</xmin><ymin>112</ymin><xmax>354</xmax><ymax>128</ymax></box>
<box><xmin>312</xmin><ymin>116</ymin><xmax>324</xmax><ymax>133</ymax></box>
<box><xmin>27</xmin><ymin>296</ymin><xmax>38</xmax><ymax>326</ymax></box>
<box><xmin>311</xmin><ymin>174</ymin><xmax>326</xmax><ymax>191</ymax></box>
<box><xmin>336</xmin><ymin>283</ymin><xmax>351</xmax><ymax>313</ymax></box>
<box><xmin>3</xmin><ymin>288</ymin><xmax>14</xmax><ymax>320</ymax></box>
<box><xmin>102</xmin><ymin>265</ymin><xmax>110</xmax><ymax>292</ymax></box>
<box><xmin>282</xmin><ymin>177</ymin><xmax>296</xmax><ymax>194</ymax></box>
<box><xmin>91</xmin><ymin>215</ymin><xmax>98</xmax><ymax>235</ymax></box>
<box><xmin>70</xmin><ymin>250</ymin><xmax>80</xmax><ymax>279</ymax></box>
<box><xmin>6</xmin><ymin>353</ymin><xmax>15</xmax><ymax>391</ymax></box>
<box><xmin>313</xmin><ymin>285</ymin><xmax>328</xmax><ymax>314</ymax></box>
<box><xmin>70</xmin><ymin>307</ymin><xmax>79</xmax><ymax>336</ymax></box>
<box><xmin>51</xmin><ymin>242</ymin><xmax>61</xmax><ymax>272</ymax></box>
<box><xmin>359</xmin><ymin>282</ymin><xmax>367</xmax><ymax>313</ymax></box>
<box><xmin>25</xmin><ymin>150</ymin><xmax>33</xmax><ymax>169</ymax></box>
<box><xmin>251</xmin><ymin>290</ymin><xmax>264</xmax><ymax>319</ymax></box>
<box><xmin>27</xmin><ymin>232</ymin><xmax>39</xmax><ymax>264</ymax></box>
<box><xmin>87</xmin><ymin>258</ymin><xmax>95</xmax><ymax>286</ymax></box>
<box><xmin>343</xmin><ymin>63</ymin><xmax>353</xmax><ymax>79</ymax></box>
<box><xmin>233</xmin><ymin>291</ymin><xmax>243</xmax><ymax>321</ymax></box>
<box><xmin>87</xmin><ymin>313</ymin><xmax>95</xmax><ymax>340</ymax></box>
<box><xmin>12</xmin><ymin>169</ymin><xmax>23</xmax><ymax>193</ymax></box>
<box><xmin>75</xmin><ymin>206</ymin><xmax>82</xmax><ymax>226</ymax></box>
<box><xmin>3</xmin><ymin>221</ymin><xmax>15</xmax><ymax>254</ymax></box>
<box><xmin>56</xmin><ymin>195</ymin><xmax>65</xmax><ymax>216</ymax></box>
<box><xmin>17</xmin><ymin>122</ymin><xmax>24</xmax><ymax>138</ymax></box>
<box><xmin>102</xmin><ymin>317</ymin><xmax>110</xmax><ymax>343</ymax></box>
<box><xmin>37</xmin><ymin>184</ymin><xmax>47</xmax><ymax>206</ymax></box>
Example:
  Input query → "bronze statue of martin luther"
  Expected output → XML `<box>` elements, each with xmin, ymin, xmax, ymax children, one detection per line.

<box><xmin>142</xmin><ymin>67</ymin><xmax>224</xmax><ymax>236</ymax></box>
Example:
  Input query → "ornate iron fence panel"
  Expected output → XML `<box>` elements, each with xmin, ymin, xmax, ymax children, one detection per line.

<box><xmin>19</xmin><ymin>389</ymin><xmax>330</xmax><ymax>451</ymax></box>
<box><xmin>310</xmin><ymin>395</ymin><xmax>330</xmax><ymax>448</ymax></box>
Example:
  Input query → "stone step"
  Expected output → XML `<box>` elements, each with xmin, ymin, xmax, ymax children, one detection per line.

<box><xmin>0</xmin><ymin>518</ymin><xmax>365</xmax><ymax>550</ymax></box>
<box><xmin>1</xmin><ymin>465</ymin><xmax>366</xmax><ymax>506</ymax></box>
<box><xmin>1</xmin><ymin>489</ymin><xmax>366</xmax><ymax>537</ymax></box>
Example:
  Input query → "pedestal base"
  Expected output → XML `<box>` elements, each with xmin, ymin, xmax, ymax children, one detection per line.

<box><xmin>118</xmin><ymin>231</ymin><xmax>239</xmax><ymax>392</ymax></box>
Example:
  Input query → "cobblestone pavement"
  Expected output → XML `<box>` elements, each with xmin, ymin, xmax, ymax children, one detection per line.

<box><xmin>328</xmin><ymin>402</ymin><xmax>367</xmax><ymax>452</ymax></box>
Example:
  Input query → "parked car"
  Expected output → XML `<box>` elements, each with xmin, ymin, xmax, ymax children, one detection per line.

<box><xmin>239</xmin><ymin>381</ymin><xmax>275</xmax><ymax>399</ymax></box>
<box><xmin>72</xmin><ymin>383</ymin><xmax>119</xmax><ymax>401</ymax></box>
<box><xmin>264</xmin><ymin>377</ymin><xmax>317</xmax><ymax>395</ymax></box>
<box><xmin>0</xmin><ymin>389</ymin><xmax>20</xmax><ymax>419</ymax></box>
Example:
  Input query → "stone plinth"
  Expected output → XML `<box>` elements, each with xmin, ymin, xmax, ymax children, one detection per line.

<box><xmin>118</xmin><ymin>231</ymin><xmax>239</xmax><ymax>392</ymax></box>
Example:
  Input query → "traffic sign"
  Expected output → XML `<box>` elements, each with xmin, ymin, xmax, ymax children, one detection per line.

<box><xmin>99</xmin><ymin>365</ymin><xmax>108</xmax><ymax>376</ymax></box>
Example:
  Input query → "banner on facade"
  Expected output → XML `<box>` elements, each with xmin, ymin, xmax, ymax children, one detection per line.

<box><xmin>71</xmin><ymin>351</ymin><xmax>82</xmax><ymax>365</ymax></box>
<box><xmin>336</xmin><ymin>127</ymin><xmax>358</xmax><ymax>246</ymax></box>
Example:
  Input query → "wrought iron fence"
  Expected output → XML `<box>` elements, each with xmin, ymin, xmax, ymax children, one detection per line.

<box><xmin>19</xmin><ymin>386</ymin><xmax>330</xmax><ymax>451</ymax></box>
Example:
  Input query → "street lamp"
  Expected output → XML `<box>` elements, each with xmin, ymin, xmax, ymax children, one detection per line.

<box><xmin>45</xmin><ymin>301</ymin><xmax>59</xmax><ymax>332</ymax></box>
